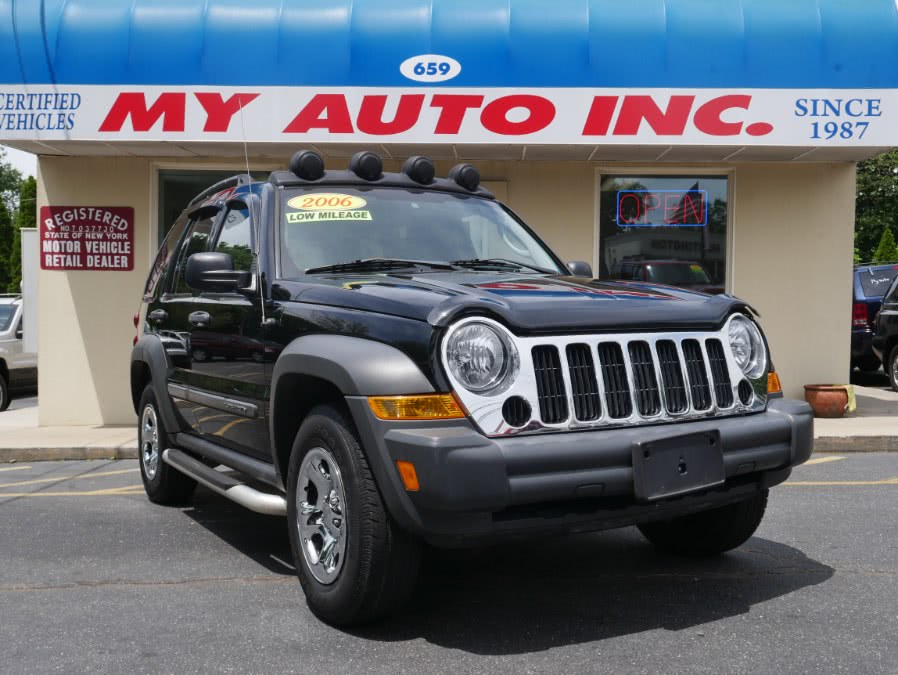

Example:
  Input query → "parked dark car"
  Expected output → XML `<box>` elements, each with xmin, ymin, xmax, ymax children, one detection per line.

<box><xmin>609</xmin><ymin>258</ymin><xmax>725</xmax><ymax>294</ymax></box>
<box><xmin>853</xmin><ymin>263</ymin><xmax>898</xmax><ymax>371</ymax></box>
<box><xmin>872</xmin><ymin>273</ymin><xmax>898</xmax><ymax>389</ymax></box>
<box><xmin>132</xmin><ymin>150</ymin><xmax>812</xmax><ymax>625</ymax></box>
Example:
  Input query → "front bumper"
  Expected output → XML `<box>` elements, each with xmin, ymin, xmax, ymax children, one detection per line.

<box><xmin>347</xmin><ymin>398</ymin><xmax>813</xmax><ymax>545</ymax></box>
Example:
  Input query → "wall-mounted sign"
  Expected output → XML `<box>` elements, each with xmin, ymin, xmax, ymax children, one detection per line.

<box><xmin>39</xmin><ymin>206</ymin><xmax>134</xmax><ymax>271</ymax></box>
<box><xmin>616</xmin><ymin>190</ymin><xmax>708</xmax><ymax>227</ymax></box>
<box><xmin>1</xmin><ymin>86</ymin><xmax>895</xmax><ymax>147</ymax></box>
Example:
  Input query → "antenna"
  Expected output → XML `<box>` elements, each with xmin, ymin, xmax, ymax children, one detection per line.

<box><xmin>238</xmin><ymin>95</ymin><xmax>251</xmax><ymax>180</ymax></box>
<box><xmin>236</xmin><ymin>96</ymin><xmax>269</xmax><ymax>324</ymax></box>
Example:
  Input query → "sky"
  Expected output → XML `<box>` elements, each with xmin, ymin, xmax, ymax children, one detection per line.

<box><xmin>1</xmin><ymin>145</ymin><xmax>38</xmax><ymax>178</ymax></box>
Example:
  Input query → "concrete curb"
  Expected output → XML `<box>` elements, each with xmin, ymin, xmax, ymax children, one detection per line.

<box><xmin>814</xmin><ymin>437</ymin><xmax>898</xmax><ymax>453</ymax></box>
<box><xmin>0</xmin><ymin>447</ymin><xmax>138</xmax><ymax>462</ymax></box>
<box><xmin>0</xmin><ymin>439</ymin><xmax>896</xmax><ymax>462</ymax></box>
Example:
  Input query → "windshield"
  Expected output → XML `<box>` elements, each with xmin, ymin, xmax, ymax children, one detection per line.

<box><xmin>279</xmin><ymin>187</ymin><xmax>563</xmax><ymax>276</ymax></box>
<box><xmin>645</xmin><ymin>263</ymin><xmax>712</xmax><ymax>285</ymax></box>
<box><xmin>0</xmin><ymin>305</ymin><xmax>16</xmax><ymax>332</ymax></box>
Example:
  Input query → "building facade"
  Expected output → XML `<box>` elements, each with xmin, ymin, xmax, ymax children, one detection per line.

<box><xmin>2</xmin><ymin>0</ymin><xmax>897</xmax><ymax>425</ymax></box>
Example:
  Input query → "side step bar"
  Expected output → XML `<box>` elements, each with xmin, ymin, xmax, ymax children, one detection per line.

<box><xmin>162</xmin><ymin>448</ymin><xmax>287</xmax><ymax>517</ymax></box>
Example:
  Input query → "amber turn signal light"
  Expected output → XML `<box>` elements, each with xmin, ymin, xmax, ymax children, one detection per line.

<box><xmin>395</xmin><ymin>461</ymin><xmax>420</xmax><ymax>491</ymax></box>
<box><xmin>368</xmin><ymin>394</ymin><xmax>466</xmax><ymax>420</ymax></box>
<box><xmin>768</xmin><ymin>371</ymin><xmax>782</xmax><ymax>394</ymax></box>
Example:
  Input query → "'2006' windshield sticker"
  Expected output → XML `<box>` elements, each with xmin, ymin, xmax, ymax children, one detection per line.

<box><xmin>287</xmin><ymin>194</ymin><xmax>367</xmax><ymax>210</ymax></box>
<box><xmin>286</xmin><ymin>193</ymin><xmax>370</xmax><ymax>223</ymax></box>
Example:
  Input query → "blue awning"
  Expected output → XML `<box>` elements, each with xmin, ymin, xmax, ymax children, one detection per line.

<box><xmin>3</xmin><ymin>0</ymin><xmax>898</xmax><ymax>89</ymax></box>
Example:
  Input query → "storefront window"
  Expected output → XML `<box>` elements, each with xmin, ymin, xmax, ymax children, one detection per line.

<box><xmin>598</xmin><ymin>175</ymin><xmax>728</xmax><ymax>294</ymax></box>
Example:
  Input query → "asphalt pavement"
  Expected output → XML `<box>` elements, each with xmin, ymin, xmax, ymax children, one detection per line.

<box><xmin>0</xmin><ymin>454</ymin><xmax>895</xmax><ymax>674</ymax></box>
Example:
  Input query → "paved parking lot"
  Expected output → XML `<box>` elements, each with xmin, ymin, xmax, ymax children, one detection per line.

<box><xmin>0</xmin><ymin>454</ymin><xmax>896</xmax><ymax>674</ymax></box>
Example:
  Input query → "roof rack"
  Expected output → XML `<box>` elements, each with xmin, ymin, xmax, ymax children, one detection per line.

<box><xmin>186</xmin><ymin>174</ymin><xmax>254</xmax><ymax>210</ymax></box>
<box><xmin>854</xmin><ymin>261</ymin><xmax>898</xmax><ymax>267</ymax></box>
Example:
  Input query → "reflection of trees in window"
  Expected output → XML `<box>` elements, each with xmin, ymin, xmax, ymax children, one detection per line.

<box><xmin>707</xmin><ymin>198</ymin><xmax>727</xmax><ymax>234</ymax></box>
<box><xmin>216</xmin><ymin>242</ymin><xmax>253</xmax><ymax>272</ymax></box>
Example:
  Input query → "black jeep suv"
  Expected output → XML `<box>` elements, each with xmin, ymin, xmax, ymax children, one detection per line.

<box><xmin>132</xmin><ymin>150</ymin><xmax>813</xmax><ymax>625</ymax></box>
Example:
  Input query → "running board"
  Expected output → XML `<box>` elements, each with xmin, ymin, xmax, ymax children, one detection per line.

<box><xmin>162</xmin><ymin>448</ymin><xmax>287</xmax><ymax>516</ymax></box>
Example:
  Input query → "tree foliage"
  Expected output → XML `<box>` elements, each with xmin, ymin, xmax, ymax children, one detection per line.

<box><xmin>872</xmin><ymin>226</ymin><xmax>898</xmax><ymax>263</ymax></box>
<box><xmin>0</xmin><ymin>147</ymin><xmax>31</xmax><ymax>292</ymax></box>
<box><xmin>0</xmin><ymin>200</ymin><xmax>13</xmax><ymax>291</ymax></box>
<box><xmin>856</xmin><ymin>149</ymin><xmax>898</xmax><ymax>262</ymax></box>
<box><xmin>7</xmin><ymin>176</ymin><xmax>37</xmax><ymax>291</ymax></box>
<box><xmin>0</xmin><ymin>147</ymin><xmax>23</xmax><ymax>214</ymax></box>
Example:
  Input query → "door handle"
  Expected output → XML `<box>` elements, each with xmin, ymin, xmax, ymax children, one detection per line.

<box><xmin>147</xmin><ymin>309</ymin><xmax>167</xmax><ymax>323</ymax></box>
<box><xmin>188</xmin><ymin>311</ymin><xmax>211</xmax><ymax>327</ymax></box>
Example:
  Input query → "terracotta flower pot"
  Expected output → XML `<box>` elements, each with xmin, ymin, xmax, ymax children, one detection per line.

<box><xmin>803</xmin><ymin>385</ymin><xmax>849</xmax><ymax>418</ymax></box>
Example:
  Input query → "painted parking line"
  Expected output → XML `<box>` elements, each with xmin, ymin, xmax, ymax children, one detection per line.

<box><xmin>0</xmin><ymin>468</ymin><xmax>139</xmax><ymax>489</ymax></box>
<box><xmin>803</xmin><ymin>456</ymin><xmax>846</xmax><ymax>465</ymax></box>
<box><xmin>0</xmin><ymin>465</ymin><xmax>32</xmax><ymax>472</ymax></box>
<box><xmin>785</xmin><ymin>476</ymin><xmax>898</xmax><ymax>486</ymax></box>
<box><xmin>0</xmin><ymin>485</ymin><xmax>145</xmax><ymax>498</ymax></box>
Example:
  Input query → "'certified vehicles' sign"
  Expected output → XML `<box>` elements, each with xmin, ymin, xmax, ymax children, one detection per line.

<box><xmin>39</xmin><ymin>206</ymin><xmax>134</xmax><ymax>271</ymax></box>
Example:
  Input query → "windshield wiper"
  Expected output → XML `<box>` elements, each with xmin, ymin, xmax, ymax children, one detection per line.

<box><xmin>305</xmin><ymin>258</ymin><xmax>459</xmax><ymax>275</ymax></box>
<box><xmin>451</xmin><ymin>258</ymin><xmax>556</xmax><ymax>274</ymax></box>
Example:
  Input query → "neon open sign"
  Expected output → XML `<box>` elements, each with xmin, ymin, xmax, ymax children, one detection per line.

<box><xmin>616</xmin><ymin>190</ymin><xmax>708</xmax><ymax>227</ymax></box>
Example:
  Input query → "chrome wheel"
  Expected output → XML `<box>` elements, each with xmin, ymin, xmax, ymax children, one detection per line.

<box><xmin>140</xmin><ymin>404</ymin><xmax>160</xmax><ymax>480</ymax></box>
<box><xmin>297</xmin><ymin>447</ymin><xmax>348</xmax><ymax>585</ymax></box>
<box><xmin>892</xmin><ymin>354</ymin><xmax>898</xmax><ymax>387</ymax></box>
<box><xmin>192</xmin><ymin>348</ymin><xmax>208</xmax><ymax>361</ymax></box>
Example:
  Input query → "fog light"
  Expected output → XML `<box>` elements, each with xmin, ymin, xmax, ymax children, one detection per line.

<box><xmin>396</xmin><ymin>461</ymin><xmax>420</xmax><ymax>491</ymax></box>
<box><xmin>368</xmin><ymin>394</ymin><xmax>465</xmax><ymax>420</ymax></box>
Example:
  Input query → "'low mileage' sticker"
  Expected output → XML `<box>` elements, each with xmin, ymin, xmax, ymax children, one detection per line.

<box><xmin>288</xmin><ymin>194</ymin><xmax>367</xmax><ymax>210</ymax></box>
<box><xmin>286</xmin><ymin>193</ymin><xmax>371</xmax><ymax>223</ymax></box>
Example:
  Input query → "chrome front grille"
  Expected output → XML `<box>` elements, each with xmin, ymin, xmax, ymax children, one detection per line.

<box><xmin>443</xmin><ymin>317</ymin><xmax>768</xmax><ymax>437</ymax></box>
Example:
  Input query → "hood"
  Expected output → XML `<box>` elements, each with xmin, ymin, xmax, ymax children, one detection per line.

<box><xmin>275</xmin><ymin>272</ymin><xmax>747</xmax><ymax>333</ymax></box>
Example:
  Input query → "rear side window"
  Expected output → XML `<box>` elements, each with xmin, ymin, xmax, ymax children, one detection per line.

<box><xmin>859</xmin><ymin>268</ymin><xmax>898</xmax><ymax>298</ymax></box>
<box><xmin>144</xmin><ymin>215</ymin><xmax>189</xmax><ymax>301</ymax></box>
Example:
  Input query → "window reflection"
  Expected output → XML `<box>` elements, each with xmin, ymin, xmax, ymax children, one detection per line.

<box><xmin>599</xmin><ymin>175</ymin><xmax>728</xmax><ymax>294</ymax></box>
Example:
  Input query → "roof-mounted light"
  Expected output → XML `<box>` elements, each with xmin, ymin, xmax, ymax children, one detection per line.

<box><xmin>448</xmin><ymin>163</ymin><xmax>480</xmax><ymax>191</ymax></box>
<box><xmin>401</xmin><ymin>155</ymin><xmax>435</xmax><ymax>185</ymax></box>
<box><xmin>349</xmin><ymin>151</ymin><xmax>383</xmax><ymax>181</ymax></box>
<box><xmin>289</xmin><ymin>150</ymin><xmax>325</xmax><ymax>181</ymax></box>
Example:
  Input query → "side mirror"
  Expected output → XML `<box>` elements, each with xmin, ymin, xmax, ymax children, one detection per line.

<box><xmin>566</xmin><ymin>260</ymin><xmax>593</xmax><ymax>278</ymax></box>
<box><xmin>15</xmin><ymin>328</ymin><xmax>23</xmax><ymax>340</ymax></box>
<box><xmin>185</xmin><ymin>252</ymin><xmax>251</xmax><ymax>293</ymax></box>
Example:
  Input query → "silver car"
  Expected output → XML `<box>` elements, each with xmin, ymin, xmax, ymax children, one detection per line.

<box><xmin>0</xmin><ymin>296</ymin><xmax>37</xmax><ymax>411</ymax></box>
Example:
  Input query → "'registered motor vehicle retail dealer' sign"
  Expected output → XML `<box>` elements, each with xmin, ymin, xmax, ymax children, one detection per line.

<box><xmin>0</xmin><ymin>86</ymin><xmax>893</xmax><ymax>146</ymax></box>
<box><xmin>39</xmin><ymin>206</ymin><xmax>134</xmax><ymax>271</ymax></box>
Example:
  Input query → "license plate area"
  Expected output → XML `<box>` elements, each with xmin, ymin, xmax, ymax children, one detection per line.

<box><xmin>632</xmin><ymin>430</ymin><xmax>725</xmax><ymax>502</ymax></box>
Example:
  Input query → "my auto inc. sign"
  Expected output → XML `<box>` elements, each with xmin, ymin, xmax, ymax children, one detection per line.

<box><xmin>0</xmin><ymin>86</ymin><xmax>893</xmax><ymax>146</ymax></box>
<box><xmin>39</xmin><ymin>206</ymin><xmax>134</xmax><ymax>271</ymax></box>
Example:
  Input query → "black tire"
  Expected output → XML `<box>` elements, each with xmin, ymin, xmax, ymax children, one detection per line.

<box><xmin>137</xmin><ymin>385</ymin><xmax>197</xmax><ymax>505</ymax></box>
<box><xmin>191</xmin><ymin>348</ymin><xmax>208</xmax><ymax>362</ymax></box>
<box><xmin>888</xmin><ymin>346</ymin><xmax>898</xmax><ymax>392</ymax></box>
<box><xmin>286</xmin><ymin>404</ymin><xmax>421</xmax><ymax>626</ymax></box>
<box><xmin>0</xmin><ymin>374</ymin><xmax>9</xmax><ymax>412</ymax></box>
<box><xmin>638</xmin><ymin>490</ymin><xmax>768</xmax><ymax>557</ymax></box>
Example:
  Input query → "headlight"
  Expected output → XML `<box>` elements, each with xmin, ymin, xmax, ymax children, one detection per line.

<box><xmin>445</xmin><ymin>320</ymin><xmax>519</xmax><ymax>394</ymax></box>
<box><xmin>728</xmin><ymin>314</ymin><xmax>767</xmax><ymax>380</ymax></box>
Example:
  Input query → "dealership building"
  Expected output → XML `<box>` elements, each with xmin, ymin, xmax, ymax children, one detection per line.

<box><xmin>2</xmin><ymin>0</ymin><xmax>898</xmax><ymax>426</ymax></box>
